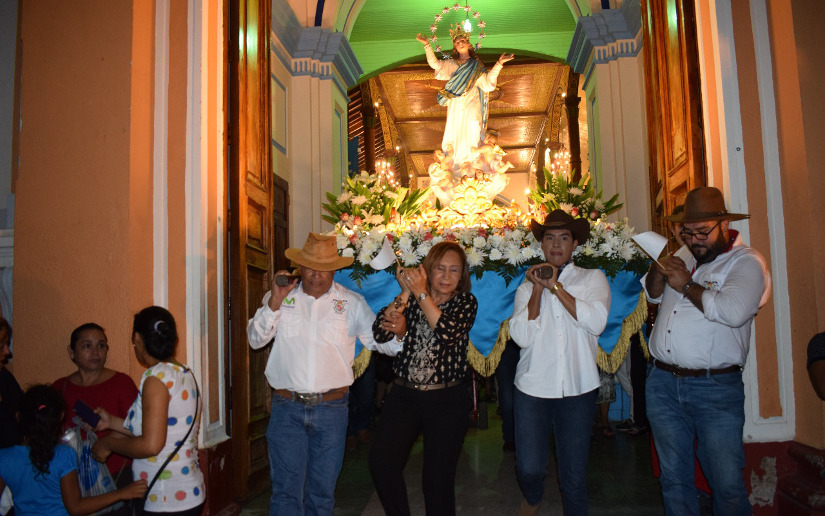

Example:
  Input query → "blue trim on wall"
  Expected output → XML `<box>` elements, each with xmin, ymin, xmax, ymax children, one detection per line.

<box><xmin>314</xmin><ymin>0</ymin><xmax>325</xmax><ymax>27</ymax></box>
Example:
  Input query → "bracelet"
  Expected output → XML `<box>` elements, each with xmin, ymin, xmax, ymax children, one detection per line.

<box><xmin>395</xmin><ymin>331</ymin><xmax>407</xmax><ymax>343</ymax></box>
<box><xmin>680</xmin><ymin>281</ymin><xmax>694</xmax><ymax>295</ymax></box>
<box><xmin>551</xmin><ymin>282</ymin><xmax>562</xmax><ymax>294</ymax></box>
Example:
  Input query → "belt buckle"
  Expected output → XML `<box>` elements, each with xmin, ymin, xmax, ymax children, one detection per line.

<box><xmin>296</xmin><ymin>392</ymin><xmax>320</xmax><ymax>406</ymax></box>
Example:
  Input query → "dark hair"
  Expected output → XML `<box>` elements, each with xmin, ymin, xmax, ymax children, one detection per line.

<box><xmin>70</xmin><ymin>322</ymin><xmax>106</xmax><ymax>350</ymax></box>
<box><xmin>422</xmin><ymin>241</ymin><xmax>471</xmax><ymax>294</ymax></box>
<box><xmin>0</xmin><ymin>317</ymin><xmax>11</xmax><ymax>339</ymax></box>
<box><xmin>133</xmin><ymin>306</ymin><xmax>178</xmax><ymax>360</ymax></box>
<box><xmin>18</xmin><ymin>385</ymin><xmax>65</xmax><ymax>477</ymax></box>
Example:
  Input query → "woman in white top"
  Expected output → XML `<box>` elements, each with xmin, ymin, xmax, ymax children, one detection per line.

<box><xmin>92</xmin><ymin>306</ymin><xmax>205</xmax><ymax>515</ymax></box>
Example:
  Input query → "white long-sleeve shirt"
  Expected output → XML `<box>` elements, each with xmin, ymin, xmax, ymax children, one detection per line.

<box><xmin>643</xmin><ymin>235</ymin><xmax>770</xmax><ymax>369</ymax></box>
<box><xmin>509</xmin><ymin>265</ymin><xmax>611</xmax><ymax>398</ymax></box>
<box><xmin>246</xmin><ymin>281</ymin><xmax>402</xmax><ymax>392</ymax></box>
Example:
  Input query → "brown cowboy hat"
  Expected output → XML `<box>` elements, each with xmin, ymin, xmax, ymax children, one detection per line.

<box><xmin>665</xmin><ymin>187</ymin><xmax>749</xmax><ymax>223</ymax></box>
<box><xmin>530</xmin><ymin>209</ymin><xmax>590</xmax><ymax>246</ymax></box>
<box><xmin>285</xmin><ymin>232</ymin><xmax>353</xmax><ymax>271</ymax></box>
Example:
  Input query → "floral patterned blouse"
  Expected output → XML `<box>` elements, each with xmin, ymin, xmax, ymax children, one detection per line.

<box><xmin>374</xmin><ymin>291</ymin><xmax>478</xmax><ymax>385</ymax></box>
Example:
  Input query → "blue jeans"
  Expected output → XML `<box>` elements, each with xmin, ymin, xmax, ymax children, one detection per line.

<box><xmin>646</xmin><ymin>366</ymin><xmax>751</xmax><ymax>516</ymax></box>
<box><xmin>514</xmin><ymin>387</ymin><xmax>597</xmax><ymax>514</ymax></box>
<box><xmin>266</xmin><ymin>393</ymin><xmax>349</xmax><ymax>515</ymax></box>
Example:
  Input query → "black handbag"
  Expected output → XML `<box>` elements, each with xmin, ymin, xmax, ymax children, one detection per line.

<box><xmin>127</xmin><ymin>369</ymin><xmax>200</xmax><ymax>515</ymax></box>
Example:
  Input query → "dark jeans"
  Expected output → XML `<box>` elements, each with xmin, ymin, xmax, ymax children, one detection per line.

<box><xmin>629</xmin><ymin>333</ymin><xmax>648</xmax><ymax>427</ymax></box>
<box><xmin>514</xmin><ymin>388</ymin><xmax>598</xmax><ymax>515</ymax></box>
<box><xmin>496</xmin><ymin>339</ymin><xmax>520</xmax><ymax>444</ymax></box>
<box><xmin>369</xmin><ymin>382</ymin><xmax>472</xmax><ymax>516</ymax></box>
<box><xmin>347</xmin><ymin>357</ymin><xmax>376</xmax><ymax>436</ymax></box>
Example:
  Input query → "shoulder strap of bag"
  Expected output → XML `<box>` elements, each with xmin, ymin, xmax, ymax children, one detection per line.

<box><xmin>144</xmin><ymin>369</ymin><xmax>200</xmax><ymax>495</ymax></box>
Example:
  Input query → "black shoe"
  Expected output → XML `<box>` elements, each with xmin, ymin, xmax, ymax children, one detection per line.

<box><xmin>616</xmin><ymin>419</ymin><xmax>634</xmax><ymax>431</ymax></box>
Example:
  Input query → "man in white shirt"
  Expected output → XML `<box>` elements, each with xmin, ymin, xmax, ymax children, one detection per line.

<box><xmin>509</xmin><ymin>210</ymin><xmax>611</xmax><ymax>516</ymax></box>
<box><xmin>246</xmin><ymin>232</ymin><xmax>402</xmax><ymax>515</ymax></box>
<box><xmin>644</xmin><ymin>187</ymin><xmax>770</xmax><ymax>516</ymax></box>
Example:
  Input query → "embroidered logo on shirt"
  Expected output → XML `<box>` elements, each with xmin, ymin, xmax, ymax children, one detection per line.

<box><xmin>700</xmin><ymin>280</ymin><xmax>721</xmax><ymax>291</ymax></box>
<box><xmin>282</xmin><ymin>297</ymin><xmax>295</xmax><ymax>306</ymax></box>
<box><xmin>333</xmin><ymin>299</ymin><xmax>348</xmax><ymax>314</ymax></box>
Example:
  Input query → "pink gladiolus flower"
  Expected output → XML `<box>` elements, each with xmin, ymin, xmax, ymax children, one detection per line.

<box><xmin>340</xmin><ymin>213</ymin><xmax>350</xmax><ymax>221</ymax></box>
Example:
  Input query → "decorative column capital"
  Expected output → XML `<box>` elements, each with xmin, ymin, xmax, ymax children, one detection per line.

<box><xmin>566</xmin><ymin>0</ymin><xmax>642</xmax><ymax>88</ymax></box>
<box><xmin>271</xmin><ymin>2</ymin><xmax>363</xmax><ymax>94</ymax></box>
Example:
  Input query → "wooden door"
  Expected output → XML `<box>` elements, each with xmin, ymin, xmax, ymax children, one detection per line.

<box><xmin>229</xmin><ymin>0</ymin><xmax>272</xmax><ymax>498</ymax></box>
<box><xmin>642</xmin><ymin>0</ymin><xmax>706</xmax><ymax>235</ymax></box>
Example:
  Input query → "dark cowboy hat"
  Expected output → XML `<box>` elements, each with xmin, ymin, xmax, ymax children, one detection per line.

<box><xmin>530</xmin><ymin>209</ymin><xmax>590</xmax><ymax>246</ymax></box>
<box><xmin>665</xmin><ymin>187</ymin><xmax>749</xmax><ymax>223</ymax></box>
<box><xmin>284</xmin><ymin>232</ymin><xmax>353</xmax><ymax>271</ymax></box>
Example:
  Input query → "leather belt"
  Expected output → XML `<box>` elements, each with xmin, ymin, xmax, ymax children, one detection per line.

<box><xmin>394</xmin><ymin>378</ymin><xmax>464</xmax><ymax>391</ymax></box>
<box><xmin>652</xmin><ymin>359</ymin><xmax>741</xmax><ymax>378</ymax></box>
<box><xmin>273</xmin><ymin>386</ymin><xmax>348</xmax><ymax>406</ymax></box>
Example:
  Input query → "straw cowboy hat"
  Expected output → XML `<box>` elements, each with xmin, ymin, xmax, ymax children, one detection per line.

<box><xmin>529</xmin><ymin>209</ymin><xmax>591</xmax><ymax>246</ymax></box>
<box><xmin>285</xmin><ymin>232</ymin><xmax>353</xmax><ymax>271</ymax></box>
<box><xmin>665</xmin><ymin>187</ymin><xmax>749</xmax><ymax>223</ymax></box>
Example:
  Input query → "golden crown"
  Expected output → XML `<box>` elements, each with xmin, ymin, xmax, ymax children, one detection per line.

<box><xmin>449</xmin><ymin>24</ymin><xmax>471</xmax><ymax>42</ymax></box>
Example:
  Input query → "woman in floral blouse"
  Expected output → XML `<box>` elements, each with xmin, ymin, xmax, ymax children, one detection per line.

<box><xmin>369</xmin><ymin>241</ymin><xmax>478</xmax><ymax>516</ymax></box>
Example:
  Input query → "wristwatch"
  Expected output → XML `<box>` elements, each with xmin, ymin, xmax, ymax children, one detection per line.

<box><xmin>680</xmin><ymin>281</ymin><xmax>694</xmax><ymax>295</ymax></box>
<box><xmin>419</xmin><ymin>292</ymin><xmax>428</xmax><ymax>302</ymax></box>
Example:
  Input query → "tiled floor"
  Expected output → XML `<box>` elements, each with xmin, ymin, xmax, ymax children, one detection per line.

<box><xmin>239</xmin><ymin>400</ymin><xmax>664</xmax><ymax>515</ymax></box>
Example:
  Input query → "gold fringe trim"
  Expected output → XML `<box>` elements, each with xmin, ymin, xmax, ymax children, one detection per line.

<box><xmin>352</xmin><ymin>348</ymin><xmax>372</xmax><ymax>379</ymax></box>
<box><xmin>596</xmin><ymin>291</ymin><xmax>648</xmax><ymax>373</ymax></box>
<box><xmin>468</xmin><ymin>320</ymin><xmax>511</xmax><ymax>378</ymax></box>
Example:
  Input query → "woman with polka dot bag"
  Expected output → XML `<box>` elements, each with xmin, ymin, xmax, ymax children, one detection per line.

<box><xmin>91</xmin><ymin>306</ymin><xmax>204</xmax><ymax>515</ymax></box>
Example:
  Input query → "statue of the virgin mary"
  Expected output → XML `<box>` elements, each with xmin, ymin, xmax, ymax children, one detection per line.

<box><xmin>416</xmin><ymin>26</ymin><xmax>514</xmax><ymax>173</ymax></box>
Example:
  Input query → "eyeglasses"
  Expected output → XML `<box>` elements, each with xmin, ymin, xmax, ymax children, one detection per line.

<box><xmin>78</xmin><ymin>342</ymin><xmax>109</xmax><ymax>352</ymax></box>
<box><xmin>679</xmin><ymin>221</ymin><xmax>722</xmax><ymax>241</ymax></box>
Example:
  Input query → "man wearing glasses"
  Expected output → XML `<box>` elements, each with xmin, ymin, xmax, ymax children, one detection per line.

<box><xmin>643</xmin><ymin>187</ymin><xmax>771</xmax><ymax>516</ymax></box>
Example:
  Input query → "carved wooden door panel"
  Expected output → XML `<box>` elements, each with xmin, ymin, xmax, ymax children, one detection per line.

<box><xmin>642</xmin><ymin>0</ymin><xmax>706</xmax><ymax>235</ymax></box>
<box><xmin>229</xmin><ymin>0</ymin><xmax>272</xmax><ymax>498</ymax></box>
